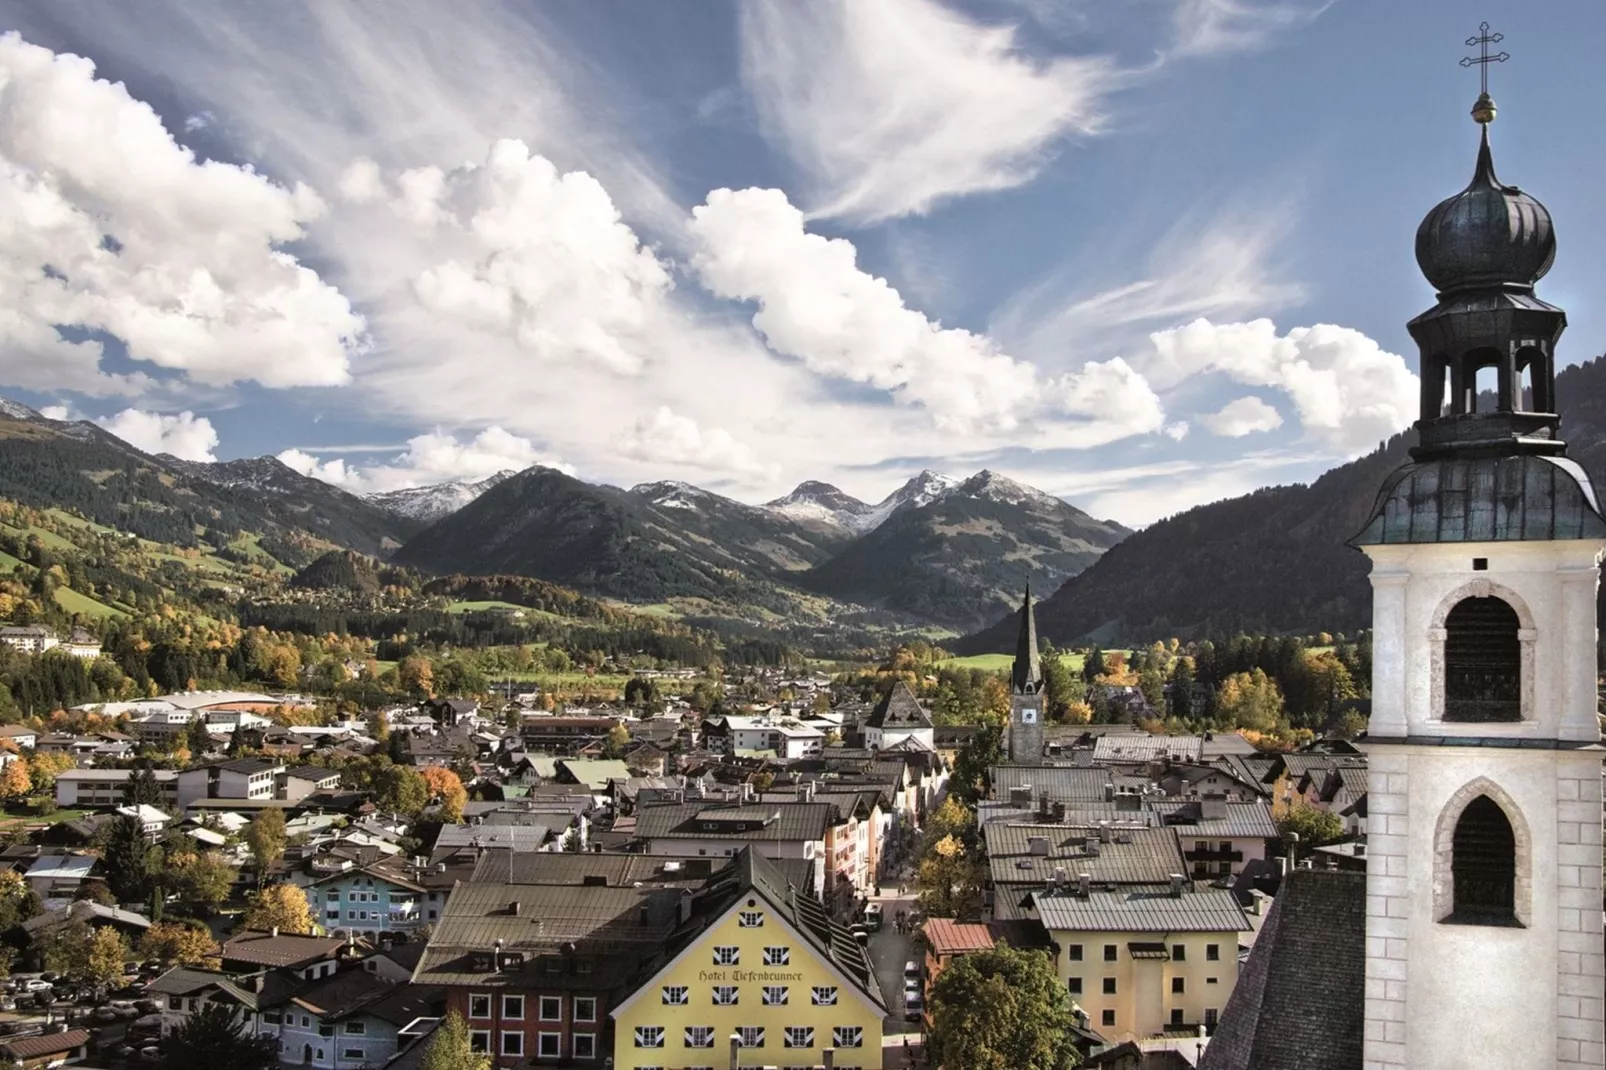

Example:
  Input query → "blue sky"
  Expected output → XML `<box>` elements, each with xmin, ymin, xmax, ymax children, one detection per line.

<box><xmin>0</xmin><ymin>1</ymin><xmax>1601</xmax><ymax>526</ymax></box>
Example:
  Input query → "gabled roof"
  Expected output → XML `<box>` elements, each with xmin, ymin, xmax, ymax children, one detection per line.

<box><xmin>1198</xmin><ymin>869</ymin><xmax>1364</xmax><ymax>1070</ymax></box>
<box><xmin>0</xmin><ymin>1028</ymin><xmax>90</xmax><ymax>1059</ymax></box>
<box><xmin>21</xmin><ymin>898</ymin><xmax>150</xmax><ymax>934</ymax></box>
<box><xmin>1149</xmin><ymin>799</ymin><xmax>1279</xmax><ymax>839</ymax></box>
<box><xmin>986</xmin><ymin>825</ymin><xmax>1188</xmax><ymax>888</ymax></box>
<box><xmin>864</xmin><ymin>681</ymin><xmax>931</xmax><ymax>730</ymax></box>
<box><xmin>1036</xmin><ymin>888</ymin><xmax>1251</xmax><ymax>934</ymax></box>
<box><xmin>610</xmin><ymin>846</ymin><xmax>884</xmax><ymax>1018</ymax></box>
<box><xmin>220</xmin><ymin>929</ymin><xmax>350</xmax><ymax>969</ymax></box>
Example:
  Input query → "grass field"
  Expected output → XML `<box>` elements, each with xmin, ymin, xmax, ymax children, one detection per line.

<box><xmin>0</xmin><ymin>521</ymin><xmax>73</xmax><ymax>550</ymax></box>
<box><xmin>0</xmin><ymin>806</ymin><xmax>87</xmax><ymax>832</ymax></box>
<box><xmin>446</xmin><ymin>600</ymin><xmax>562</xmax><ymax>620</ymax></box>
<box><xmin>54</xmin><ymin>586</ymin><xmax>126</xmax><ymax>618</ymax></box>
<box><xmin>0</xmin><ymin>549</ymin><xmax>26</xmax><ymax>572</ymax></box>
<box><xmin>937</xmin><ymin>651</ymin><xmax>1097</xmax><ymax>673</ymax></box>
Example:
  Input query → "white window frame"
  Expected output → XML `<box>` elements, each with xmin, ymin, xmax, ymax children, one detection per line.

<box><xmin>501</xmin><ymin>1030</ymin><xmax>524</xmax><ymax>1057</ymax></box>
<box><xmin>712</xmin><ymin>985</ymin><xmax>739</xmax><ymax>1006</ymax></box>
<box><xmin>469</xmin><ymin>1029</ymin><xmax>491</xmax><ymax>1053</ymax></box>
<box><xmin>738</xmin><ymin>910</ymin><xmax>764</xmax><ymax>927</ymax></box>
<box><xmin>538</xmin><ymin>996</ymin><xmax>562</xmax><ymax>1022</ymax></box>
<box><xmin>685</xmin><ymin>1025</ymin><xmax>715</xmax><ymax>1048</ymax></box>
<box><xmin>573</xmin><ymin>997</ymin><xmax>597</xmax><ymax>1023</ymax></box>
<box><xmin>762</xmin><ymin>985</ymin><xmax>789</xmax><ymax>1006</ymax></box>
<box><xmin>762</xmin><ymin>946</ymin><xmax>790</xmax><ymax>966</ymax></box>
<box><xmin>635</xmin><ymin>1025</ymin><xmax>665</xmax><ymax>1048</ymax></box>
<box><xmin>468</xmin><ymin>994</ymin><xmax>492</xmax><ymax>1019</ymax></box>
<box><xmin>503</xmin><ymin>995</ymin><xmax>525</xmax><ymax>1021</ymax></box>
<box><xmin>737</xmin><ymin>1026</ymin><xmax>765</xmax><ymax>1049</ymax></box>
<box><xmin>784</xmin><ymin>1026</ymin><xmax>815</xmax><ymax>1049</ymax></box>
<box><xmin>661</xmin><ymin>986</ymin><xmax>689</xmax><ymax>1006</ymax></box>
<box><xmin>537</xmin><ymin>1032</ymin><xmax>561</xmax><ymax>1058</ymax></box>
<box><xmin>572</xmin><ymin>1033</ymin><xmax>597</xmax><ymax>1059</ymax></box>
<box><xmin>833</xmin><ymin>1026</ymin><xmax>864</xmax><ymax>1048</ymax></box>
<box><xmin>811</xmin><ymin>986</ymin><xmax>838</xmax><ymax>1006</ymax></box>
<box><xmin>712</xmin><ymin>945</ymin><xmax>740</xmax><ymax>965</ymax></box>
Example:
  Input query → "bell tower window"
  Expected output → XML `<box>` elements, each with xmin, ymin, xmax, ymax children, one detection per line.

<box><xmin>1442</xmin><ymin>596</ymin><xmax>1521</xmax><ymax>722</ymax></box>
<box><xmin>1448</xmin><ymin>796</ymin><xmax>1517</xmax><ymax>925</ymax></box>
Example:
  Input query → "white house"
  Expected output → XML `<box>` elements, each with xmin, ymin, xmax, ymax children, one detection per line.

<box><xmin>862</xmin><ymin>681</ymin><xmax>934</xmax><ymax>751</ymax></box>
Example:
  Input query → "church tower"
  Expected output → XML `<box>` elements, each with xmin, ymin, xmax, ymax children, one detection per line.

<box><xmin>1351</xmin><ymin>80</ymin><xmax>1606</xmax><ymax>1069</ymax></box>
<box><xmin>1008</xmin><ymin>584</ymin><xmax>1045</xmax><ymax>764</ymax></box>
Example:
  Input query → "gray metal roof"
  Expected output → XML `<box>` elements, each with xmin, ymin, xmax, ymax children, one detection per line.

<box><xmin>988</xmin><ymin>765</ymin><xmax>1113</xmax><ymax>802</ymax></box>
<box><xmin>1352</xmin><ymin>454</ymin><xmax>1606</xmax><ymax>545</ymax></box>
<box><xmin>1147</xmin><ymin>799</ymin><xmax>1279</xmax><ymax>839</ymax></box>
<box><xmin>1036</xmin><ymin>888</ymin><xmax>1251</xmax><ymax>933</ymax></box>
<box><xmin>634</xmin><ymin>800</ymin><xmax>836</xmax><ymax>841</ymax></box>
<box><xmin>986</xmin><ymin>825</ymin><xmax>1187</xmax><ymax>888</ymax></box>
<box><xmin>1093</xmin><ymin>735</ymin><xmax>1204</xmax><ymax>763</ymax></box>
<box><xmin>864</xmin><ymin>681</ymin><xmax>932</xmax><ymax>730</ymax></box>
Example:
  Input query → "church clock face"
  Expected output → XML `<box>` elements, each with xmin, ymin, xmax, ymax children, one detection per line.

<box><xmin>1020</xmin><ymin>707</ymin><xmax>1038</xmax><ymax>724</ymax></box>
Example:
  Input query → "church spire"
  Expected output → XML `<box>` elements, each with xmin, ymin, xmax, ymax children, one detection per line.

<box><xmin>1011</xmin><ymin>582</ymin><xmax>1042</xmax><ymax>695</ymax></box>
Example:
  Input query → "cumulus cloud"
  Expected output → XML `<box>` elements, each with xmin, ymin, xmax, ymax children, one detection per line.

<box><xmin>1147</xmin><ymin>318</ymin><xmax>1417</xmax><ymax>453</ymax></box>
<box><xmin>37</xmin><ymin>405</ymin><xmax>70</xmax><ymax>421</ymax></box>
<box><xmin>0</xmin><ymin>34</ymin><xmax>365</xmax><ymax>396</ymax></box>
<box><xmin>622</xmin><ymin>408</ymin><xmax>779</xmax><ymax>479</ymax></box>
<box><xmin>278</xmin><ymin>426</ymin><xmax>568</xmax><ymax>494</ymax></box>
<box><xmin>1198</xmin><ymin>395</ymin><xmax>1283</xmax><ymax>437</ymax></box>
<box><xmin>739</xmin><ymin>0</ymin><xmax>1119</xmax><ymax>222</ymax></box>
<box><xmin>688</xmin><ymin>186</ymin><xmax>1167</xmax><ymax>447</ymax></box>
<box><xmin>96</xmin><ymin>407</ymin><xmax>219</xmax><ymax>461</ymax></box>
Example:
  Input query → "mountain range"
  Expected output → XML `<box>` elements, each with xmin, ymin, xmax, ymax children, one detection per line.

<box><xmin>0</xmin><ymin>396</ymin><xmax>1124</xmax><ymax>631</ymax></box>
<box><xmin>958</xmin><ymin>354</ymin><xmax>1606</xmax><ymax>651</ymax></box>
<box><xmin>391</xmin><ymin>466</ymin><xmax>1124</xmax><ymax>630</ymax></box>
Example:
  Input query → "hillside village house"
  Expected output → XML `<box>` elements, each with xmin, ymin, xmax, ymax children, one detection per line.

<box><xmin>1150</xmin><ymin>797</ymin><xmax>1279</xmax><ymax>879</ymax></box>
<box><xmin>301</xmin><ymin>854</ymin><xmax>471</xmax><ymax>935</ymax></box>
<box><xmin>860</xmin><ymin>681</ymin><xmax>934</xmax><ymax>752</ymax></box>
<box><xmin>634</xmin><ymin>798</ymin><xmax>834</xmax><ymax>897</ymax></box>
<box><xmin>0</xmin><ymin>625</ymin><xmax>56</xmax><ymax>653</ymax></box>
<box><xmin>705</xmin><ymin>714</ymin><xmax>826</xmax><ymax>759</ymax></box>
<box><xmin>610</xmin><ymin>849</ymin><xmax>885</xmax><ymax>1070</ymax></box>
<box><xmin>1038</xmin><ymin>884</ymin><xmax>1252</xmax><ymax>1040</ymax></box>
<box><xmin>0</xmin><ymin>725</ymin><xmax>38</xmax><ymax>750</ymax></box>
<box><xmin>61</xmin><ymin>627</ymin><xmax>100</xmax><ymax>658</ymax></box>
<box><xmin>55</xmin><ymin>768</ymin><xmax>179</xmax><ymax>808</ymax></box>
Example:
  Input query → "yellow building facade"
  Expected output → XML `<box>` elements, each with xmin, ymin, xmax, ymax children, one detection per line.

<box><xmin>1037</xmin><ymin>888</ymin><xmax>1250</xmax><ymax>1042</ymax></box>
<box><xmin>612</xmin><ymin>850</ymin><xmax>886</xmax><ymax>1070</ymax></box>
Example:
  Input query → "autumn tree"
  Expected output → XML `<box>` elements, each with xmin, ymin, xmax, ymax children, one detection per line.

<box><xmin>420</xmin><ymin>766</ymin><xmax>468</xmax><ymax>823</ymax></box>
<box><xmin>141</xmin><ymin>921</ymin><xmax>220</xmax><ymax>966</ymax></box>
<box><xmin>375</xmin><ymin>764</ymin><xmax>429</xmax><ymax>815</ymax></box>
<box><xmin>398</xmin><ymin>655</ymin><xmax>435</xmax><ymax>699</ymax></box>
<box><xmin>0</xmin><ymin>757</ymin><xmax>29</xmax><ymax>800</ymax></box>
<box><xmin>244</xmin><ymin>808</ymin><xmax>286</xmax><ymax>882</ymax></box>
<box><xmin>929</xmin><ymin>943</ymin><xmax>1082</xmax><ymax>1070</ymax></box>
<box><xmin>603</xmin><ymin>723</ymin><xmax>630</xmax><ymax>758</ymax></box>
<box><xmin>1272</xmin><ymin>792</ymin><xmax>1346</xmax><ymax>849</ymax></box>
<box><xmin>422</xmin><ymin>1010</ymin><xmax>491</xmax><ymax>1070</ymax></box>
<box><xmin>916</xmin><ymin>834</ymin><xmax>985</xmax><ymax>919</ymax></box>
<box><xmin>169</xmin><ymin>851</ymin><xmax>239</xmax><ymax>910</ymax></box>
<box><xmin>27</xmin><ymin>750</ymin><xmax>74</xmax><ymax>795</ymax></box>
<box><xmin>42</xmin><ymin>924</ymin><xmax>126</xmax><ymax>987</ymax></box>
<box><xmin>242</xmin><ymin>883</ymin><xmax>314</xmax><ymax>935</ymax></box>
<box><xmin>1215</xmin><ymin>668</ymin><xmax>1285</xmax><ymax>733</ymax></box>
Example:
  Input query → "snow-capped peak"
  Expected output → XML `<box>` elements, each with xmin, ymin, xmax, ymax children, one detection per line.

<box><xmin>365</xmin><ymin>470</ymin><xmax>515</xmax><ymax>522</ymax></box>
<box><xmin>763</xmin><ymin>481</ymin><xmax>874</xmax><ymax>530</ymax></box>
<box><xmin>631</xmin><ymin>480</ymin><xmax>715</xmax><ymax>512</ymax></box>
<box><xmin>0</xmin><ymin>397</ymin><xmax>41</xmax><ymax>421</ymax></box>
<box><xmin>958</xmin><ymin>469</ymin><xmax>1063</xmax><ymax>509</ymax></box>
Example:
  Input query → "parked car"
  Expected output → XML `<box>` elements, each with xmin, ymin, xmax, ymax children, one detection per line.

<box><xmin>904</xmin><ymin>960</ymin><xmax>921</xmax><ymax>981</ymax></box>
<box><xmin>904</xmin><ymin>991</ymin><xmax>924</xmax><ymax>1020</ymax></box>
<box><xmin>21</xmin><ymin>979</ymin><xmax>52</xmax><ymax>993</ymax></box>
<box><xmin>92</xmin><ymin>1007</ymin><xmax>118</xmax><ymax>1024</ymax></box>
<box><xmin>138</xmin><ymin>1045</ymin><xmax>162</xmax><ymax>1063</ymax></box>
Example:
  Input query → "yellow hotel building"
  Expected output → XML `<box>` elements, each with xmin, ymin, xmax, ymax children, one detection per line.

<box><xmin>612</xmin><ymin>847</ymin><xmax>886</xmax><ymax>1070</ymax></box>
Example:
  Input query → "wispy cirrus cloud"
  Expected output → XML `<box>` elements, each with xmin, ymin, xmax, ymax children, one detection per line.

<box><xmin>739</xmin><ymin>0</ymin><xmax>1123</xmax><ymax>223</ymax></box>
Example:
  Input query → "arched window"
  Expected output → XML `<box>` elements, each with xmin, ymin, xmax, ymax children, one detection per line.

<box><xmin>1443</xmin><ymin>597</ymin><xmax>1521</xmax><ymax>722</ymax></box>
<box><xmin>1449</xmin><ymin>796</ymin><xmax>1517</xmax><ymax>924</ymax></box>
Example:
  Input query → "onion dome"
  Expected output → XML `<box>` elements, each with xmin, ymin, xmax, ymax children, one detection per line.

<box><xmin>1415</xmin><ymin>106</ymin><xmax>1554</xmax><ymax>294</ymax></box>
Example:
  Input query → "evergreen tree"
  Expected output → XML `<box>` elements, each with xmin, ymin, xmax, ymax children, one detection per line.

<box><xmin>949</xmin><ymin>724</ymin><xmax>1003</xmax><ymax>808</ymax></box>
<box><xmin>1082</xmin><ymin>646</ymin><xmax>1107</xmax><ymax>685</ymax></box>
<box><xmin>121</xmin><ymin>765</ymin><xmax>163</xmax><ymax>807</ymax></box>
<box><xmin>1038</xmin><ymin>640</ymin><xmax>1081</xmax><ymax>723</ymax></box>
<box><xmin>185</xmin><ymin>717</ymin><xmax>211</xmax><ymax>757</ymax></box>
<box><xmin>1167</xmin><ymin>658</ymin><xmax>1195</xmax><ymax>722</ymax></box>
<box><xmin>102</xmin><ymin>814</ymin><xmax>155</xmax><ymax>902</ymax></box>
<box><xmin>163</xmin><ymin>1001</ymin><xmax>277</xmax><ymax>1070</ymax></box>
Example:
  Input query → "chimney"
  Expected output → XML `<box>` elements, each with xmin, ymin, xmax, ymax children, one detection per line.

<box><xmin>1103</xmin><ymin>783</ymin><xmax>1115</xmax><ymax>802</ymax></box>
<box><xmin>493</xmin><ymin>938</ymin><xmax>503</xmax><ymax>971</ymax></box>
<box><xmin>823</xmin><ymin>1049</ymin><xmax>835</xmax><ymax>1070</ymax></box>
<box><xmin>1078</xmin><ymin>872</ymin><xmax>1091</xmax><ymax>898</ymax></box>
<box><xmin>1098</xmin><ymin>822</ymin><xmax>1111</xmax><ymax>844</ymax></box>
<box><xmin>1083</xmin><ymin>836</ymin><xmax>1097</xmax><ymax>853</ymax></box>
<box><xmin>1052</xmin><ymin>802</ymin><xmax>1066</xmax><ymax>823</ymax></box>
<box><xmin>252</xmin><ymin>973</ymin><xmax>264</xmax><ymax>993</ymax></box>
<box><xmin>1027</xmin><ymin>836</ymin><xmax>1049</xmax><ymax>856</ymax></box>
<box><xmin>639</xmin><ymin>904</ymin><xmax>651</xmax><ymax>926</ymax></box>
<box><xmin>1169</xmin><ymin>873</ymin><xmax>1184</xmax><ymax>898</ymax></box>
<box><xmin>1354</xmin><ymin>842</ymin><xmax>1366</xmax><ymax>857</ymax></box>
<box><xmin>270</xmin><ymin>926</ymin><xmax>279</xmax><ymax>938</ymax></box>
<box><xmin>510</xmin><ymin>901</ymin><xmax>521</xmax><ymax>917</ymax></box>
